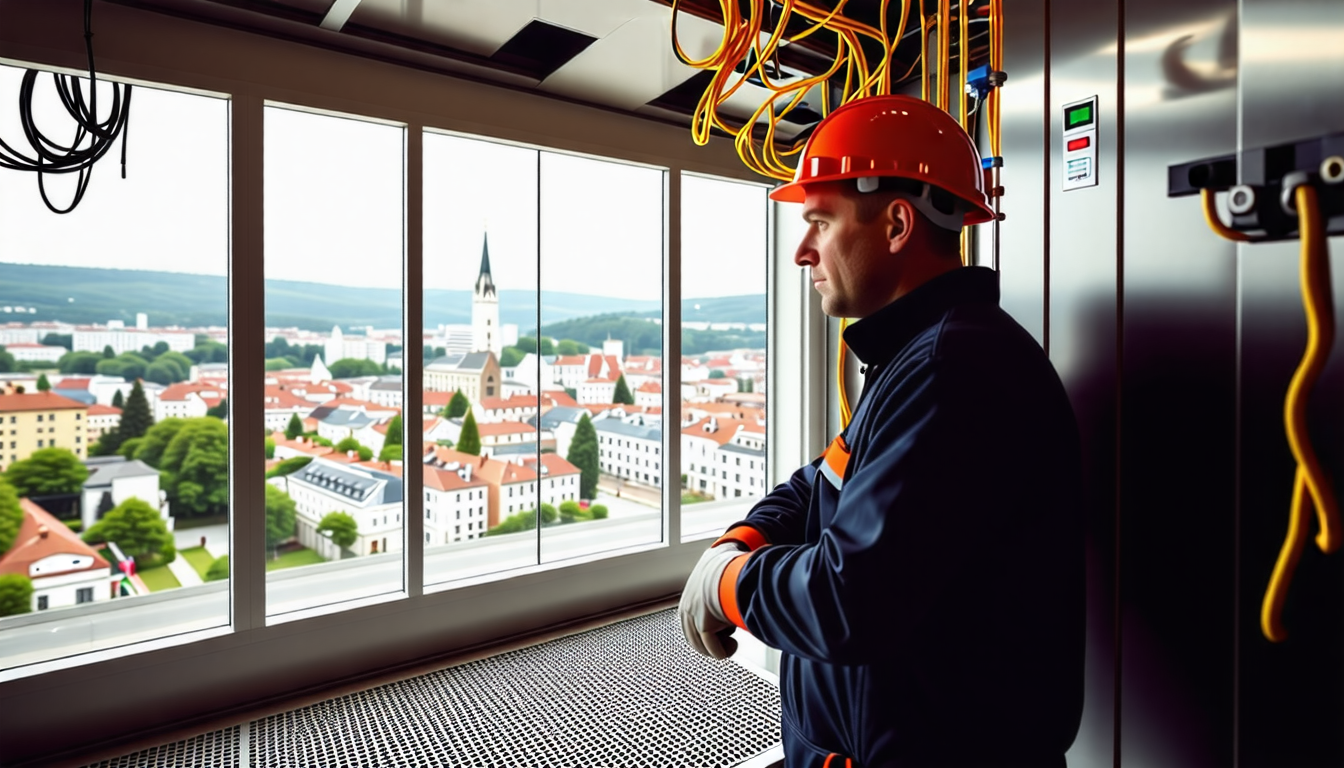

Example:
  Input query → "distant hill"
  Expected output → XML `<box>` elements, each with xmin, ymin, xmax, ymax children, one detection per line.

<box><xmin>0</xmin><ymin>263</ymin><xmax>764</xmax><ymax>331</ymax></box>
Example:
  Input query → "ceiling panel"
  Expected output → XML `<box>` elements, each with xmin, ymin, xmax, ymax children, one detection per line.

<box><xmin>346</xmin><ymin>0</ymin><xmax>538</xmax><ymax>57</ymax></box>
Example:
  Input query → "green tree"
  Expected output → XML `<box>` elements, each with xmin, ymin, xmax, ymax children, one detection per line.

<box><xmin>0</xmin><ymin>479</ymin><xmax>23</xmax><ymax>554</ymax></box>
<box><xmin>266</xmin><ymin>455</ymin><xmax>313</xmax><ymax>478</ymax></box>
<box><xmin>264</xmin><ymin>436</ymin><xmax>276</xmax><ymax>459</ymax></box>
<box><xmin>556</xmin><ymin>339</ymin><xmax>589</xmax><ymax>355</ymax></box>
<box><xmin>57</xmin><ymin>351</ymin><xmax>101</xmax><ymax>374</ymax></box>
<box><xmin>499</xmin><ymin>347</ymin><xmax>525</xmax><ymax>367</ymax></box>
<box><xmin>328</xmin><ymin>358</ymin><xmax>384</xmax><ymax>378</ymax></box>
<box><xmin>205</xmin><ymin>554</ymin><xmax>229</xmax><ymax>581</ymax></box>
<box><xmin>457</xmin><ymin>410</ymin><xmax>481</xmax><ymax>456</ymax></box>
<box><xmin>265</xmin><ymin>484</ymin><xmax>297</xmax><ymax>557</ymax></box>
<box><xmin>116</xmin><ymin>436</ymin><xmax>145</xmax><ymax>460</ymax></box>
<box><xmin>0</xmin><ymin>347</ymin><xmax>13</xmax><ymax>374</ymax></box>
<box><xmin>378</xmin><ymin>444</ymin><xmax>403</xmax><ymax>462</ymax></box>
<box><xmin>116</xmin><ymin>380</ymin><xmax>155</xmax><ymax>446</ymax></box>
<box><xmin>335</xmin><ymin>436</ymin><xmax>362</xmax><ymax>454</ymax></box>
<box><xmin>317</xmin><ymin>511</ymin><xmax>358</xmax><ymax>549</ymax></box>
<box><xmin>0</xmin><ymin>574</ymin><xmax>33</xmax><ymax>617</ymax></box>
<box><xmin>559</xmin><ymin>499</ymin><xmax>581</xmax><ymax>523</ymax></box>
<box><xmin>40</xmin><ymin>333</ymin><xmax>72</xmax><ymax>351</ymax></box>
<box><xmin>111</xmin><ymin>389</ymin><xmax>124</xmax><ymax>409</ymax></box>
<box><xmin>206</xmin><ymin>398</ymin><xmax>228</xmax><ymax>420</ymax></box>
<box><xmin>514</xmin><ymin>336</ymin><xmax>555</xmax><ymax>355</ymax></box>
<box><xmin>589</xmin><ymin>503</ymin><xmax>609</xmax><ymax>520</ymax></box>
<box><xmin>443</xmin><ymin>391</ymin><xmax>470</xmax><ymax>419</ymax></box>
<box><xmin>612</xmin><ymin>374</ymin><xmax>634</xmax><ymax>405</ymax></box>
<box><xmin>4</xmin><ymin>448</ymin><xmax>90</xmax><ymax>497</ymax></box>
<box><xmin>564</xmin><ymin>387</ymin><xmax>578</xmax><ymax>401</ymax></box>
<box><xmin>101</xmin><ymin>344</ymin><xmax>116</xmax><ymax>359</ymax></box>
<box><xmin>566</xmin><ymin>414</ymin><xmax>599</xmax><ymax>500</ymax></box>
<box><xmin>132</xmin><ymin>418</ymin><xmax>186</xmax><ymax>468</ymax></box>
<box><xmin>485</xmin><ymin>509</ymin><xmax>537</xmax><ymax>536</ymax></box>
<box><xmin>159</xmin><ymin>418</ymin><xmax>229</xmax><ymax>517</ymax></box>
<box><xmin>708</xmin><ymin>369</ymin><xmax>727</xmax><ymax>379</ymax></box>
<box><xmin>284</xmin><ymin>413</ymin><xmax>304</xmax><ymax>440</ymax></box>
<box><xmin>35</xmin><ymin>373</ymin><xmax>51</xmax><ymax>392</ymax></box>
<box><xmin>83</xmin><ymin>497</ymin><xmax>176</xmax><ymax>568</ymax></box>
<box><xmin>384</xmin><ymin>414</ymin><xmax>403</xmax><ymax>449</ymax></box>
<box><xmin>357</xmin><ymin>445</ymin><xmax>373</xmax><ymax>461</ymax></box>
<box><xmin>540</xmin><ymin>503</ymin><xmax>558</xmax><ymax>524</ymax></box>
<box><xmin>264</xmin><ymin>357</ymin><xmax>293</xmax><ymax>371</ymax></box>
<box><xmin>97</xmin><ymin>353</ymin><xmax>149</xmax><ymax>381</ymax></box>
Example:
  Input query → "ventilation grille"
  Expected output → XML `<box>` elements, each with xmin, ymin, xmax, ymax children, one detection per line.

<box><xmin>82</xmin><ymin>609</ymin><xmax>780</xmax><ymax>768</ymax></box>
<box><xmin>80</xmin><ymin>726</ymin><xmax>239</xmax><ymax>768</ymax></box>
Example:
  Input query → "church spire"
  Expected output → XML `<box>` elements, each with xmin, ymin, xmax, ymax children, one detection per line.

<box><xmin>475</xmin><ymin>230</ymin><xmax>497</xmax><ymax>299</ymax></box>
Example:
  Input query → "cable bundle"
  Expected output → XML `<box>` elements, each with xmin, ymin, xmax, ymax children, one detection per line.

<box><xmin>0</xmin><ymin>0</ymin><xmax>132</xmax><ymax>214</ymax></box>
<box><xmin>670</xmin><ymin>0</ymin><xmax>1002</xmax><ymax>182</ymax></box>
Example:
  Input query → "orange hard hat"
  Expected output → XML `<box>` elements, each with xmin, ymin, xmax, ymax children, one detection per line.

<box><xmin>769</xmin><ymin>95</ymin><xmax>996</xmax><ymax>226</ymax></box>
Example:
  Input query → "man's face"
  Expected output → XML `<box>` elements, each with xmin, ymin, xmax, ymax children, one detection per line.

<box><xmin>793</xmin><ymin>184</ymin><xmax>900</xmax><ymax>319</ymax></box>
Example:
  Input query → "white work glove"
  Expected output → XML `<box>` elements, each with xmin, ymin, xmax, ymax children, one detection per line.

<box><xmin>679</xmin><ymin>542</ymin><xmax>747</xmax><ymax>660</ymax></box>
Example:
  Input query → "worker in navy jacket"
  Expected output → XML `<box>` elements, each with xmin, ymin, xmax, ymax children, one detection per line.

<box><xmin>678</xmin><ymin>95</ymin><xmax>1086</xmax><ymax>768</ymax></box>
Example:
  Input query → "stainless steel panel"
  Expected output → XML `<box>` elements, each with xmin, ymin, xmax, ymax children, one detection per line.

<box><xmin>1121</xmin><ymin>3</ymin><xmax>1239</xmax><ymax>767</ymax></box>
<box><xmin>1049</xmin><ymin>0</ymin><xmax>1119</xmax><ymax>765</ymax></box>
<box><xmin>995</xmin><ymin>0</ymin><xmax>1047</xmax><ymax>347</ymax></box>
<box><xmin>1237</xmin><ymin>1</ymin><xmax>1344</xmax><ymax>765</ymax></box>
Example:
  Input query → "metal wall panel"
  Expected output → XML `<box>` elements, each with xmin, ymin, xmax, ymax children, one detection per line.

<box><xmin>1120</xmin><ymin>3</ymin><xmax>1240</xmax><ymax>767</ymax></box>
<box><xmin>1237</xmin><ymin>1</ymin><xmax>1344</xmax><ymax>765</ymax></box>
<box><xmin>1047</xmin><ymin>0</ymin><xmax>1120</xmax><ymax>765</ymax></box>
<box><xmin>995</xmin><ymin>0</ymin><xmax>1048</xmax><ymax>346</ymax></box>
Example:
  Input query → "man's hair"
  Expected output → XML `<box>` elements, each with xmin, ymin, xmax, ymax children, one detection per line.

<box><xmin>836</xmin><ymin>178</ymin><xmax>963</xmax><ymax>257</ymax></box>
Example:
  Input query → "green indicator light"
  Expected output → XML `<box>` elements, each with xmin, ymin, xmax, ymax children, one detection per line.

<box><xmin>1068</xmin><ymin>104</ymin><xmax>1092</xmax><ymax>126</ymax></box>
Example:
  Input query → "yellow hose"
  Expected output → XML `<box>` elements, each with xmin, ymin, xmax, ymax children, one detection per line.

<box><xmin>1200</xmin><ymin>189</ymin><xmax>1251</xmax><ymax>242</ymax></box>
<box><xmin>1261</xmin><ymin>184</ymin><xmax>1340</xmax><ymax>642</ymax></box>
<box><xmin>838</xmin><ymin>318</ymin><xmax>853</xmax><ymax>428</ymax></box>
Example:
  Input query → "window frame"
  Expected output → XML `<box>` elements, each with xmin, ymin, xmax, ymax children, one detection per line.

<box><xmin>0</xmin><ymin>6</ymin><xmax>816</xmax><ymax>764</ymax></box>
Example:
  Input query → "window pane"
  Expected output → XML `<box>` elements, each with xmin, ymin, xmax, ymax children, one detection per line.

<box><xmin>539</xmin><ymin>153</ymin><xmax>664</xmax><ymax>560</ymax></box>
<box><xmin>679</xmin><ymin>174</ymin><xmax>770</xmax><ymax>539</ymax></box>
<box><xmin>422</xmin><ymin>131</ymin><xmax>540</xmax><ymax>585</ymax></box>
<box><xmin>263</xmin><ymin>105</ymin><xmax>404</xmax><ymax>615</ymax></box>
<box><xmin>0</xmin><ymin>65</ymin><xmax>229</xmax><ymax>669</ymax></box>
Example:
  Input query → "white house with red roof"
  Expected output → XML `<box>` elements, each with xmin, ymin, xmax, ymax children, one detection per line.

<box><xmin>593</xmin><ymin>414</ymin><xmax>662</xmax><ymax>489</ymax></box>
<box><xmin>635</xmin><ymin>381</ymin><xmax>662</xmax><ymax>408</ymax></box>
<box><xmin>680</xmin><ymin>414</ymin><xmax>767</xmax><ymax>500</ymax></box>
<box><xmin>426</xmin><ymin>446</ymin><xmax>536</xmax><ymax>529</ymax></box>
<box><xmin>155</xmin><ymin>382</ymin><xmax>226</xmax><ymax>422</ymax></box>
<box><xmin>476</xmin><ymin>394</ymin><xmax>542</xmax><ymax>424</ymax></box>
<box><xmin>521</xmin><ymin>453</ymin><xmax>582</xmax><ymax>509</ymax></box>
<box><xmin>621</xmin><ymin>355</ymin><xmax>662</xmax><ymax>391</ymax></box>
<box><xmin>423</xmin><ymin>461</ymin><xmax>491</xmax><ymax>544</ymax></box>
<box><xmin>86</xmin><ymin>403</ymin><xmax>122</xmax><ymax>442</ymax></box>
<box><xmin>263</xmin><ymin>384</ymin><xmax>317</xmax><ymax>431</ymax></box>
<box><xmin>270</xmin><ymin>432</ymin><xmax>335</xmax><ymax>461</ymax></box>
<box><xmin>577</xmin><ymin>377</ymin><xmax>617</xmax><ymax>405</ymax></box>
<box><xmin>0</xmin><ymin>499</ymin><xmax>112</xmax><ymax>611</ymax></box>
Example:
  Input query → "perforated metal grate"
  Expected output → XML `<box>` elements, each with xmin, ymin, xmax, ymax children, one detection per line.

<box><xmin>80</xmin><ymin>726</ymin><xmax>240</xmax><ymax>768</ymax></box>
<box><xmin>253</xmin><ymin>608</ymin><xmax>780</xmax><ymax>768</ymax></box>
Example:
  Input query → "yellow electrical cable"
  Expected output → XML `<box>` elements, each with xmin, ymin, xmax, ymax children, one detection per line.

<box><xmin>1262</xmin><ymin>184</ymin><xmax>1341</xmax><ymax>642</ymax></box>
<box><xmin>837</xmin><ymin>318</ymin><xmax>853</xmax><ymax>427</ymax></box>
<box><xmin>1200</xmin><ymin>189</ymin><xmax>1251</xmax><ymax>242</ymax></box>
<box><xmin>959</xmin><ymin>0</ymin><xmax>969</xmax><ymax>127</ymax></box>
<box><xmin>920</xmin><ymin>3</ymin><xmax>931</xmax><ymax>102</ymax></box>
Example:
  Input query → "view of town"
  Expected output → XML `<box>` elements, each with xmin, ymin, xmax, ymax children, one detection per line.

<box><xmin>0</xmin><ymin>89</ymin><xmax>769</xmax><ymax>668</ymax></box>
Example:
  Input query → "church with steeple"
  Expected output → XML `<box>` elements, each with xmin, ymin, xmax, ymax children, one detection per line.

<box><xmin>471</xmin><ymin>230</ymin><xmax>502</xmax><ymax>357</ymax></box>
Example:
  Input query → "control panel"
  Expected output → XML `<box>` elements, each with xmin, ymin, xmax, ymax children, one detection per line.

<box><xmin>1062</xmin><ymin>96</ymin><xmax>1098</xmax><ymax>191</ymax></box>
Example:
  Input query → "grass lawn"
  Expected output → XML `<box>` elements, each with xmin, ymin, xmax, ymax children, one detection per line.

<box><xmin>681</xmin><ymin>492</ymin><xmax>710</xmax><ymax>505</ymax></box>
<box><xmin>138</xmin><ymin>565</ymin><xmax>181</xmax><ymax>592</ymax></box>
<box><xmin>180</xmin><ymin>547</ymin><xmax>215</xmax><ymax>579</ymax></box>
<box><xmin>266</xmin><ymin>547</ymin><xmax>326</xmax><ymax>571</ymax></box>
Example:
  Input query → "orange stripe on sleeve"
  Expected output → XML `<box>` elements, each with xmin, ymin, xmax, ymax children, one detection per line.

<box><xmin>717</xmin><ymin>552</ymin><xmax>752</xmax><ymax>630</ymax></box>
<box><xmin>714</xmin><ymin>525</ymin><xmax>769</xmax><ymax>552</ymax></box>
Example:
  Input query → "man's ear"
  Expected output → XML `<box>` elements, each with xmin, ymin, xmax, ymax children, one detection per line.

<box><xmin>884</xmin><ymin>196</ymin><xmax>916</xmax><ymax>254</ymax></box>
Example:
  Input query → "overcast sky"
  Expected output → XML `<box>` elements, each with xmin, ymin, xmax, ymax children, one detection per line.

<box><xmin>0</xmin><ymin>64</ymin><xmax>772</xmax><ymax>304</ymax></box>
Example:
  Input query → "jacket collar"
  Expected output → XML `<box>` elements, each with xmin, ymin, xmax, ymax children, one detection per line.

<box><xmin>842</xmin><ymin>266</ymin><xmax>1001</xmax><ymax>366</ymax></box>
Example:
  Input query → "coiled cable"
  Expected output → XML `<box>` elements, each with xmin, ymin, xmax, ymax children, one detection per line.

<box><xmin>0</xmin><ymin>0</ymin><xmax>132</xmax><ymax>214</ymax></box>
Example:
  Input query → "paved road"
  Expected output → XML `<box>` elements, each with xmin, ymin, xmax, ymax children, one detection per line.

<box><xmin>2</xmin><ymin>511</ymin><xmax>662</xmax><ymax>670</ymax></box>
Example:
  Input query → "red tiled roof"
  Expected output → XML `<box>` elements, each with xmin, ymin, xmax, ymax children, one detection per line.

<box><xmin>636</xmin><ymin>382</ymin><xmax>662</xmax><ymax>393</ymax></box>
<box><xmin>357</xmin><ymin>460</ymin><xmax>404</xmax><ymax>478</ymax></box>
<box><xmin>269</xmin><ymin>431</ymin><xmax>334</xmax><ymax>457</ymax></box>
<box><xmin>523</xmin><ymin>453</ymin><xmax>580</xmax><ymax>477</ymax></box>
<box><xmin>87</xmin><ymin>404</ymin><xmax>122</xmax><ymax>416</ymax></box>
<box><xmin>57</xmin><ymin>377</ymin><xmax>91</xmax><ymax>390</ymax></box>
<box><xmin>0</xmin><ymin>392</ymin><xmax>88</xmax><ymax>413</ymax></box>
<box><xmin>542</xmin><ymin>389</ymin><xmax>579</xmax><ymax>408</ymax></box>
<box><xmin>430</xmin><ymin>446</ymin><xmax>536</xmax><ymax>485</ymax></box>
<box><xmin>424</xmin><ymin>465</ymin><xmax>488</xmax><ymax>491</ymax></box>
<box><xmin>0</xmin><ymin>499</ymin><xmax>109</xmax><ymax>579</ymax></box>
<box><xmin>475</xmin><ymin>421</ymin><xmax>536</xmax><ymax>437</ymax></box>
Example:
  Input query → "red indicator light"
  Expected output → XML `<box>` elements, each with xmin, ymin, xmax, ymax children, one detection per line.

<box><xmin>1067</xmin><ymin>136</ymin><xmax>1091</xmax><ymax>152</ymax></box>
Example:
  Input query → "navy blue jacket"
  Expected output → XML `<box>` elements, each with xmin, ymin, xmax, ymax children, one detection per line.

<box><xmin>716</xmin><ymin>267</ymin><xmax>1085</xmax><ymax>768</ymax></box>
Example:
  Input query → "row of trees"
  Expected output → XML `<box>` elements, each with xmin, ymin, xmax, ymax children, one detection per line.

<box><xmin>484</xmin><ymin>499</ymin><xmax>609</xmax><ymax>536</ymax></box>
<box><xmin>54</xmin><ymin>339</ymin><xmax>225</xmax><ymax>384</ymax></box>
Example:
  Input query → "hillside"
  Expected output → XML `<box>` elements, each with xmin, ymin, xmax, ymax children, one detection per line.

<box><xmin>0</xmin><ymin>263</ymin><xmax>763</xmax><ymax>331</ymax></box>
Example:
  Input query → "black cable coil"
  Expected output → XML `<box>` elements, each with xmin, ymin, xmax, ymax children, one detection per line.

<box><xmin>0</xmin><ymin>0</ymin><xmax>132</xmax><ymax>214</ymax></box>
